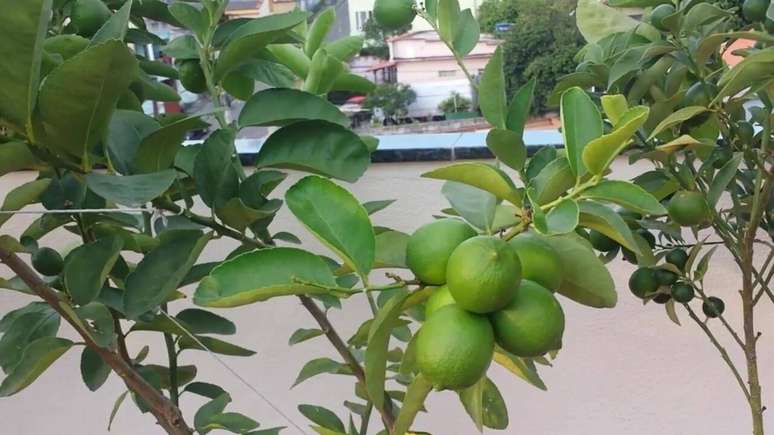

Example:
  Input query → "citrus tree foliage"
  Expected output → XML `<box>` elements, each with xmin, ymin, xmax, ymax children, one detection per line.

<box><xmin>438</xmin><ymin>91</ymin><xmax>473</xmax><ymax>113</ymax></box>
<box><xmin>560</xmin><ymin>1</ymin><xmax>773</xmax><ymax>433</ymax></box>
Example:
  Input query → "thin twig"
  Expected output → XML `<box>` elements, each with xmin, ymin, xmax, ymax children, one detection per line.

<box><xmin>684</xmin><ymin>304</ymin><xmax>750</xmax><ymax>400</ymax></box>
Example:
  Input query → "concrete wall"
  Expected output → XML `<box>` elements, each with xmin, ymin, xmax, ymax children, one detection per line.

<box><xmin>1</xmin><ymin>159</ymin><xmax>772</xmax><ymax>434</ymax></box>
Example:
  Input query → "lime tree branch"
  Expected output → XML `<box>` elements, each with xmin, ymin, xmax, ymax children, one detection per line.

<box><xmin>0</xmin><ymin>246</ymin><xmax>193</xmax><ymax>435</ymax></box>
<box><xmin>298</xmin><ymin>296</ymin><xmax>397</xmax><ymax>430</ymax></box>
<box><xmin>684</xmin><ymin>303</ymin><xmax>750</xmax><ymax>400</ymax></box>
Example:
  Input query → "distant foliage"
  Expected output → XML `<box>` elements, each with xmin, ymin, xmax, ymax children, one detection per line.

<box><xmin>479</xmin><ymin>0</ymin><xmax>584</xmax><ymax>114</ymax></box>
<box><xmin>363</xmin><ymin>82</ymin><xmax>417</xmax><ymax>120</ymax></box>
<box><xmin>361</xmin><ymin>17</ymin><xmax>412</xmax><ymax>59</ymax></box>
<box><xmin>438</xmin><ymin>92</ymin><xmax>473</xmax><ymax>113</ymax></box>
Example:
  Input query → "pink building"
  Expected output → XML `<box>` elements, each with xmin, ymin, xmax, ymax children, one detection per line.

<box><xmin>368</xmin><ymin>30</ymin><xmax>499</xmax><ymax>84</ymax></box>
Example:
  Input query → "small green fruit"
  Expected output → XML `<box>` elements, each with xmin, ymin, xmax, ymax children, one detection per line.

<box><xmin>32</xmin><ymin>247</ymin><xmax>64</xmax><ymax>276</ymax></box>
<box><xmin>702</xmin><ymin>296</ymin><xmax>725</xmax><ymax>318</ymax></box>
<box><xmin>671</xmin><ymin>282</ymin><xmax>695</xmax><ymax>303</ymax></box>
<box><xmin>668</xmin><ymin>190</ymin><xmax>710</xmax><ymax>227</ymax></box>
<box><xmin>666</xmin><ymin>249</ymin><xmax>689</xmax><ymax>270</ymax></box>
<box><xmin>589</xmin><ymin>230</ymin><xmax>618</xmax><ymax>252</ymax></box>
<box><xmin>650</xmin><ymin>4</ymin><xmax>677</xmax><ymax>30</ymax></box>
<box><xmin>655</xmin><ymin>269</ymin><xmax>678</xmax><ymax>286</ymax></box>
<box><xmin>629</xmin><ymin>267</ymin><xmax>659</xmax><ymax>298</ymax></box>
<box><xmin>374</xmin><ymin>0</ymin><xmax>416</xmax><ymax>29</ymax></box>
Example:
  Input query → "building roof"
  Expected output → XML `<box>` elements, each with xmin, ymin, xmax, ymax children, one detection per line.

<box><xmin>226</xmin><ymin>0</ymin><xmax>261</xmax><ymax>10</ymax></box>
<box><xmin>387</xmin><ymin>30</ymin><xmax>499</xmax><ymax>45</ymax></box>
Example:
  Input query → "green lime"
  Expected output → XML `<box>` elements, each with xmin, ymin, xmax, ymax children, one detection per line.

<box><xmin>374</xmin><ymin>0</ymin><xmax>416</xmax><ymax>29</ymax></box>
<box><xmin>666</xmin><ymin>248</ymin><xmax>689</xmax><ymax>270</ymax></box>
<box><xmin>683</xmin><ymin>82</ymin><xmax>718</xmax><ymax>107</ymax></box>
<box><xmin>743</xmin><ymin>0</ymin><xmax>769</xmax><ymax>22</ymax></box>
<box><xmin>43</xmin><ymin>35</ymin><xmax>89</xmax><ymax>60</ymax></box>
<box><xmin>508</xmin><ymin>233</ymin><xmax>562</xmax><ymax>290</ymax></box>
<box><xmin>655</xmin><ymin>269</ymin><xmax>678</xmax><ymax>285</ymax></box>
<box><xmin>629</xmin><ymin>267</ymin><xmax>659</xmax><ymax>298</ymax></box>
<box><xmin>415</xmin><ymin>304</ymin><xmax>494</xmax><ymax>390</ymax></box>
<box><xmin>32</xmin><ymin>247</ymin><xmax>64</xmax><ymax>276</ymax></box>
<box><xmin>425</xmin><ymin>285</ymin><xmax>455</xmax><ymax>318</ymax></box>
<box><xmin>406</xmin><ymin>219</ymin><xmax>476</xmax><ymax>285</ymax></box>
<box><xmin>446</xmin><ymin>235</ymin><xmax>521</xmax><ymax>313</ymax></box>
<box><xmin>668</xmin><ymin>190</ymin><xmax>710</xmax><ymax>227</ymax></box>
<box><xmin>653</xmin><ymin>292</ymin><xmax>671</xmax><ymax>304</ymax></box>
<box><xmin>589</xmin><ymin>230</ymin><xmax>618</xmax><ymax>252</ymax></box>
<box><xmin>651</xmin><ymin>3</ymin><xmax>677</xmax><ymax>30</ymax></box>
<box><xmin>71</xmin><ymin>0</ymin><xmax>112</xmax><ymax>37</ymax></box>
<box><xmin>178</xmin><ymin>60</ymin><xmax>208</xmax><ymax>94</ymax></box>
<box><xmin>489</xmin><ymin>280</ymin><xmax>565</xmax><ymax>357</ymax></box>
<box><xmin>702</xmin><ymin>296</ymin><xmax>725</xmax><ymax>318</ymax></box>
<box><xmin>671</xmin><ymin>282</ymin><xmax>695</xmax><ymax>303</ymax></box>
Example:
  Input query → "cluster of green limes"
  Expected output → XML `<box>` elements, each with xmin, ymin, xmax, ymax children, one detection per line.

<box><xmin>70</xmin><ymin>0</ymin><xmax>112</xmax><ymax>37</ymax></box>
<box><xmin>628</xmin><ymin>248</ymin><xmax>725</xmax><ymax>317</ymax></box>
<box><xmin>405</xmin><ymin>219</ymin><xmax>565</xmax><ymax>390</ymax></box>
<box><xmin>583</xmin><ymin>207</ymin><xmax>654</xmax><ymax>264</ymax></box>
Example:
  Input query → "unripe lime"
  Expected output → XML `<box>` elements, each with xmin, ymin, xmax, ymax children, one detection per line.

<box><xmin>742</xmin><ymin>0</ymin><xmax>769</xmax><ymax>22</ymax></box>
<box><xmin>415</xmin><ymin>305</ymin><xmax>494</xmax><ymax>390</ymax></box>
<box><xmin>489</xmin><ymin>280</ymin><xmax>565</xmax><ymax>357</ymax></box>
<box><xmin>668</xmin><ymin>190</ymin><xmax>710</xmax><ymax>227</ymax></box>
<box><xmin>178</xmin><ymin>60</ymin><xmax>208</xmax><ymax>94</ymax></box>
<box><xmin>702</xmin><ymin>296</ymin><xmax>725</xmax><ymax>318</ymax></box>
<box><xmin>406</xmin><ymin>219</ymin><xmax>476</xmax><ymax>285</ymax></box>
<box><xmin>665</xmin><ymin>248</ymin><xmax>689</xmax><ymax>270</ymax></box>
<box><xmin>655</xmin><ymin>269</ymin><xmax>678</xmax><ymax>285</ymax></box>
<box><xmin>71</xmin><ymin>0</ymin><xmax>111</xmax><ymax>37</ymax></box>
<box><xmin>32</xmin><ymin>247</ymin><xmax>64</xmax><ymax>276</ymax></box>
<box><xmin>653</xmin><ymin>293</ymin><xmax>671</xmax><ymax>304</ymax></box>
<box><xmin>629</xmin><ymin>267</ymin><xmax>659</xmax><ymax>298</ymax></box>
<box><xmin>425</xmin><ymin>285</ymin><xmax>455</xmax><ymax>318</ymax></box>
<box><xmin>446</xmin><ymin>236</ymin><xmax>521</xmax><ymax>313</ymax></box>
<box><xmin>671</xmin><ymin>282</ymin><xmax>695</xmax><ymax>303</ymax></box>
<box><xmin>508</xmin><ymin>233</ymin><xmax>562</xmax><ymax>290</ymax></box>
<box><xmin>374</xmin><ymin>0</ymin><xmax>416</xmax><ymax>29</ymax></box>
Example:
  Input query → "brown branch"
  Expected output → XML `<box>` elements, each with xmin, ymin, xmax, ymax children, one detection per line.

<box><xmin>684</xmin><ymin>304</ymin><xmax>750</xmax><ymax>400</ymax></box>
<box><xmin>298</xmin><ymin>295</ymin><xmax>396</xmax><ymax>431</ymax></box>
<box><xmin>0</xmin><ymin>247</ymin><xmax>192</xmax><ymax>435</ymax></box>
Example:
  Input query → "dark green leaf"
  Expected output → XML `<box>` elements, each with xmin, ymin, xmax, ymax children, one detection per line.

<box><xmin>194</xmin><ymin>129</ymin><xmax>239</xmax><ymax>208</ymax></box>
<box><xmin>80</xmin><ymin>346</ymin><xmax>110</xmax><ymax>391</ymax></box>
<box><xmin>493</xmin><ymin>349</ymin><xmax>546</xmax><ymax>390</ymax></box>
<box><xmin>169</xmin><ymin>2</ymin><xmax>207</xmax><ymax>37</ymax></box>
<box><xmin>286</xmin><ymin>176</ymin><xmax>375</xmax><ymax>278</ymax></box>
<box><xmin>134</xmin><ymin>114</ymin><xmax>202</xmax><ymax>173</ymax></box>
<box><xmin>708</xmin><ymin>152</ymin><xmax>742</xmax><ymax>207</ymax></box>
<box><xmin>293</xmin><ymin>357</ymin><xmax>348</xmax><ymax>387</ymax></box>
<box><xmin>194</xmin><ymin>393</ymin><xmax>231</xmax><ymax>434</ymax></box>
<box><xmin>486</xmin><ymin>128</ymin><xmax>526</xmax><ymax>171</ymax></box>
<box><xmin>366</xmin><ymin>290</ymin><xmax>409</xmax><ymax>412</ymax></box>
<box><xmin>0</xmin><ymin>337</ymin><xmax>72</xmax><ymax>397</ymax></box>
<box><xmin>37</xmin><ymin>40</ymin><xmax>137</xmax><ymax>162</ymax></box>
<box><xmin>0</xmin><ymin>0</ymin><xmax>51</xmax><ymax>133</ymax></box>
<box><xmin>204</xmin><ymin>412</ymin><xmax>259</xmax><ymax>433</ymax></box>
<box><xmin>0</xmin><ymin>305</ymin><xmax>59</xmax><ymax>372</ymax></box>
<box><xmin>647</xmin><ymin>106</ymin><xmax>707</xmax><ymax>139</ymax></box>
<box><xmin>305</xmin><ymin>7</ymin><xmax>336</xmax><ymax>57</ymax></box>
<box><xmin>194</xmin><ymin>247</ymin><xmax>337</xmax><ymax>308</ymax></box>
<box><xmin>63</xmin><ymin>236</ymin><xmax>123</xmax><ymax>305</ymax></box>
<box><xmin>580</xmin><ymin>180</ymin><xmax>666</xmax><ymax>215</ymax></box>
<box><xmin>289</xmin><ymin>328</ymin><xmax>324</xmax><ymax>345</ymax></box>
<box><xmin>452</xmin><ymin>9</ymin><xmax>479</xmax><ymax>57</ymax></box>
<box><xmin>560</xmin><ymin>87</ymin><xmax>602</xmax><ymax>178</ymax></box>
<box><xmin>442</xmin><ymin>181</ymin><xmax>496</xmax><ymax>232</ymax></box>
<box><xmin>75</xmin><ymin>302</ymin><xmax>115</xmax><ymax>347</ymax></box>
<box><xmin>162</xmin><ymin>34</ymin><xmax>199</xmax><ymax>59</ymax></box>
<box><xmin>374</xmin><ymin>230</ymin><xmax>409</xmax><ymax>269</ymax></box>
<box><xmin>299</xmin><ymin>404</ymin><xmax>346</xmax><ymax>432</ymax></box>
<box><xmin>325</xmin><ymin>35</ymin><xmax>364</xmax><ymax>62</ymax></box>
<box><xmin>459</xmin><ymin>377</ymin><xmax>509</xmax><ymax>430</ymax></box>
<box><xmin>362</xmin><ymin>199</ymin><xmax>395</xmax><ymax>215</ymax></box>
<box><xmin>105</xmin><ymin>110</ymin><xmax>161</xmax><ymax>175</ymax></box>
<box><xmin>255</xmin><ymin>120</ymin><xmax>369</xmax><ymax>182</ymax></box>
<box><xmin>124</xmin><ymin>230</ymin><xmax>209</xmax><ymax>318</ymax></box>
<box><xmin>91</xmin><ymin>0</ymin><xmax>133</xmax><ymax>45</ymax></box>
<box><xmin>0</xmin><ymin>179</ymin><xmax>51</xmax><ymax>227</ymax></box>
<box><xmin>506</xmin><ymin>79</ymin><xmax>536</xmax><ymax>136</ymax></box>
<box><xmin>184</xmin><ymin>381</ymin><xmax>227</xmax><ymax>399</ymax></box>
<box><xmin>578</xmin><ymin>200</ymin><xmax>639</xmax><ymax>253</ymax></box>
<box><xmin>539</xmin><ymin>232</ymin><xmax>617</xmax><ymax>308</ymax></box>
<box><xmin>582</xmin><ymin>106</ymin><xmax>649</xmax><ymax>175</ymax></box>
<box><xmin>0</xmin><ymin>142</ymin><xmax>40</xmax><ymax>176</ymax></box>
<box><xmin>479</xmin><ymin>47</ymin><xmax>506</xmax><ymax>129</ymax></box>
<box><xmin>438</xmin><ymin>0</ymin><xmax>461</xmax><ymax>43</ymax></box>
<box><xmin>529</xmin><ymin>157</ymin><xmax>574</xmax><ymax>205</ymax></box>
<box><xmin>176</xmin><ymin>309</ymin><xmax>236</xmax><ymax>335</ymax></box>
<box><xmin>239</xmin><ymin>88</ymin><xmax>349</xmax><ymax>128</ymax></box>
<box><xmin>86</xmin><ymin>170</ymin><xmax>177</xmax><ymax>206</ymax></box>
<box><xmin>541</xmin><ymin>199</ymin><xmax>579</xmax><ymax>235</ymax></box>
<box><xmin>179</xmin><ymin>335</ymin><xmax>256</xmax><ymax>357</ymax></box>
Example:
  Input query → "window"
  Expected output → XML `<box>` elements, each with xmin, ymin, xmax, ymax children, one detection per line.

<box><xmin>355</xmin><ymin>10</ymin><xmax>373</xmax><ymax>31</ymax></box>
<box><xmin>438</xmin><ymin>70</ymin><xmax>457</xmax><ymax>77</ymax></box>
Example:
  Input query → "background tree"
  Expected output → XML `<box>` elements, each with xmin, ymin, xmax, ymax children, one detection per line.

<box><xmin>479</xmin><ymin>0</ymin><xmax>584</xmax><ymax>114</ymax></box>
<box><xmin>438</xmin><ymin>91</ymin><xmax>473</xmax><ymax>113</ymax></box>
<box><xmin>363</xmin><ymin>83</ymin><xmax>417</xmax><ymax>121</ymax></box>
<box><xmin>361</xmin><ymin>17</ymin><xmax>412</xmax><ymax>59</ymax></box>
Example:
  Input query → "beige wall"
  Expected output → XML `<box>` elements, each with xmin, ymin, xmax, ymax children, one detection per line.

<box><xmin>390</xmin><ymin>34</ymin><xmax>497</xmax><ymax>60</ymax></box>
<box><xmin>396</xmin><ymin>57</ymin><xmax>489</xmax><ymax>83</ymax></box>
<box><xmin>1</xmin><ymin>158</ymin><xmax>772</xmax><ymax>434</ymax></box>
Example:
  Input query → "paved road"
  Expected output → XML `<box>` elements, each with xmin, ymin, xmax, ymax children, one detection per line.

<box><xmin>0</xmin><ymin>159</ymin><xmax>772</xmax><ymax>435</ymax></box>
